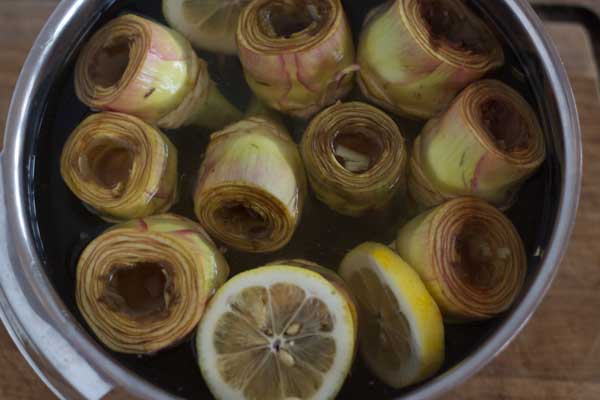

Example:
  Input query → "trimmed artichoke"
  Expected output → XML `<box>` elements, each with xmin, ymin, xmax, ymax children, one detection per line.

<box><xmin>357</xmin><ymin>0</ymin><xmax>504</xmax><ymax>119</ymax></box>
<box><xmin>408</xmin><ymin>80</ymin><xmax>546</xmax><ymax>210</ymax></box>
<box><xmin>236</xmin><ymin>0</ymin><xmax>357</xmax><ymax>118</ymax></box>
<box><xmin>76</xmin><ymin>214</ymin><xmax>229</xmax><ymax>354</ymax></box>
<box><xmin>75</xmin><ymin>14</ymin><xmax>241</xmax><ymax>130</ymax></box>
<box><xmin>60</xmin><ymin>112</ymin><xmax>178</xmax><ymax>221</ymax></box>
<box><xmin>194</xmin><ymin>117</ymin><xmax>307</xmax><ymax>252</ymax></box>
<box><xmin>301</xmin><ymin>101</ymin><xmax>407</xmax><ymax>216</ymax></box>
<box><xmin>395</xmin><ymin>197</ymin><xmax>526</xmax><ymax>321</ymax></box>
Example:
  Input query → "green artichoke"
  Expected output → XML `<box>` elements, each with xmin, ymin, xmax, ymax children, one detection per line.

<box><xmin>396</xmin><ymin>197</ymin><xmax>527</xmax><ymax>322</ymax></box>
<box><xmin>60</xmin><ymin>112</ymin><xmax>178</xmax><ymax>221</ymax></box>
<box><xmin>408</xmin><ymin>80</ymin><xmax>546</xmax><ymax>210</ymax></box>
<box><xmin>75</xmin><ymin>14</ymin><xmax>241</xmax><ymax>130</ymax></box>
<box><xmin>237</xmin><ymin>0</ymin><xmax>357</xmax><ymax>118</ymax></box>
<box><xmin>358</xmin><ymin>0</ymin><xmax>504</xmax><ymax>119</ymax></box>
<box><xmin>194</xmin><ymin>117</ymin><xmax>307</xmax><ymax>252</ymax></box>
<box><xmin>76</xmin><ymin>214</ymin><xmax>229</xmax><ymax>354</ymax></box>
<box><xmin>301</xmin><ymin>101</ymin><xmax>407</xmax><ymax>216</ymax></box>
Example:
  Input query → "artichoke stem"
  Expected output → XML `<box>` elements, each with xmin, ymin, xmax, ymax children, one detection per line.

<box><xmin>245</xmin><ymin>96</ymin><xmax>283</xmax><ymax>125</ymax></box>
<box><xmin>186</xmin><ymin>83</ymin><xmax>243</xmax><ymax>130</ymax></box>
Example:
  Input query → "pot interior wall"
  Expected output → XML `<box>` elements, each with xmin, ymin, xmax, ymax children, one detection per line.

<box><xmin>23</xmin><ymin>0</ymin><xmax>562</xmax><ymax>398</ymax></box>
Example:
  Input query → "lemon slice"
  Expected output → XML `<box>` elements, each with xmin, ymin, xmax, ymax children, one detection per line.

<box><xmin>163</xmin><ymin>0</ymin><xmax>250</xmax><ymax>55</ymax></box>
<box><xmin>196</xmin><ymin>265</ymin><xmax>357</xmax><ymax>400</ymax></box>
<box><xmin>268</xmin><ymin>259</ymin><xmax>359</xmax><ymax>331</ymax></box>
<box><xmin>339</xmin><ymin>242</ymin><xmax>445</xmax><ymax>388</ymax></box>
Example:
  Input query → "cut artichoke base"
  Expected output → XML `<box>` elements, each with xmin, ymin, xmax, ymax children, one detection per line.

<box><xmin>197</xmin><ymin>266</ymin><xmax>355</xmax><ymax>400</ymax></box>
<box><xmin>102</xmin><ymin>261</ymin><xmax>172</xmax><ymax>321</ymax></box>
<box><xmin>214</xmin><ymin>201</ymin><xmax>271</xmax><ymax>240</ymax></box>
<box><xmin>332</xmin><ymin>130</ymin><xmax>383</xmax><ymax>174</ymax></box>
<box><xmin>417</xmin><ymin>0</ymin><xmax>488</xmax><ymax>55</ymax></box>
<box><xmin>478</xmin><ymin>97</ymin><xmax>531</xmax><ymax>153</ymax></box>
<box><xmin>452</xmin><ymin>224</ymin><xmax>511</xmax><ymax>289</ymax></box>
<box><xmin>89</xmin><ymin>37</ymin><xmax>131</xmax><ymax>88</ymax></box>
<box><xmin>198</xmin><ymin>185</ymin><xmax>290</xmax><ymax>253</ymax></box>
<box><xmin>257</xmin><ymin>0</ymin><xmax>331</xmax><ymax>39</ymax></box>
<box><xmin>81</xmin><ymin>139</ymin><xmax>134</xmax><ymax>192</ymax></box>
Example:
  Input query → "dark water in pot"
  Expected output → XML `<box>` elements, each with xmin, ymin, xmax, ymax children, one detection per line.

<box><xmin>24</xmin><ymin>0</ymin><xmax>558</xmax><ymax>398</ymax></box>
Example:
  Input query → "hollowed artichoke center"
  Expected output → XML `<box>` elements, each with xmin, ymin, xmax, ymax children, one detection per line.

<box><xmin>418</xmin><ymin>0</ymin><xmax>486</xmax><ymax>54</ymax></box>
<box><xmin>454</xmin><ymin>224</ymin><xmax>508</xmax><ymax>289</ymax></box>
<box><xmin>86</xmin><ymin>141</ymin><xmax>133</xmax><ymax>190</ymax></box>
<box><xmin>107</xmin><ymin>262</ymin><xmax>169</xmax><ymax>318</ymax></box>
<box><xmin>333</xmin><ymin>130</ymin><xmax>383</xmax><ymax>174</ymax></box>
<box><xmin>89</xmin><ymin>37</ymin><xmax>131</xmax><ymax>87</ymax></box>
<box><xmin>258</xmin><ymin>0</ymin><xmax>330</xmax><ymax>39</ymax></box>
<box><xmin>480</xmin><ymin>98</ymin><xmax>530</xmax><ymax>153</ymax></box>
<box><xmin>216</xmin><ymin>203</ymin><xmax>271</xmax><ymax>239</ymax></box>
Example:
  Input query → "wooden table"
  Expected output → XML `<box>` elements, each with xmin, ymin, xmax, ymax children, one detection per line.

<box><xmin>1</xmin><ymin>1</ymin><xmax>599</xmax><ymax>399</ymax></box>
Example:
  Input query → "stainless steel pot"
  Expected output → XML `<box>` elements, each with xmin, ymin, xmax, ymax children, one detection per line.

<box><xmin>0</xmin><ymin>0</ymin><xmax>581</xmax><ymax>399</ymax></box>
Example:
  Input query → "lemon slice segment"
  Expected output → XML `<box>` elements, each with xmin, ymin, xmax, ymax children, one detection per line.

<box><xmin>339</xmin><ymin>242</ymin><xmax>444</xmax><ymax>388</ymax></box>
<box><xmin>163</xmin><ymin>0</ymin><xmax>250</xmax><ymax>55</ymax></box>
<box><xmin>268</xmin><ymin>259</ymin><xmax>359</xmax><ymax>332</ymax></box>
<box><xmin>197</xmin><ymin>265</ymin><xmax>356</xmax><ymax>400</ymax></box>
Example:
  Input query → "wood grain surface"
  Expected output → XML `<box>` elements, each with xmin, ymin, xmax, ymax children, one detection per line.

<box><xmin>1</xmin><ymin>1</ymin><xmax>599</xmax><ymax>399</ymax></box>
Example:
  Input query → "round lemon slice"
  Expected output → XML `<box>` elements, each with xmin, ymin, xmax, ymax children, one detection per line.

<box><xmin>196</xmin><ymin>265</ymin><xmax>357</xmax><ymax>400</ymax></box>
<box><xmin>163</xmin><ymin>0</ymin><xmax>250</xmax><ymax>55</ymax></box>
<box><xmin>268</xmin><ymin>259</ymin><xmax>359</xmax><ymax>331</ymax></box>
<box><xmin>339</xmin><ymin>242</ymin><xmax>445</xmax><ymax>389</ymax></box>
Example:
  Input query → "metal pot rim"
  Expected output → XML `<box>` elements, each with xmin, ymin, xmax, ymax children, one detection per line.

<box><xmin>0</xmin><ymin>0</ymin><xmax>582</xmax><ymax>399</ymax></box>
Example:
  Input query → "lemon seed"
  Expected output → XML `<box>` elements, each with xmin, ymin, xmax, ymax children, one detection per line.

<box><xmin>286</xmin><ymin>323</ymin><xmax>301</xmax><ymax>336</ymax></box>
<box><xmin>278</xmin><ymin>349</ymin><xmax>295</xmax><ymax>367</ymax></box>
